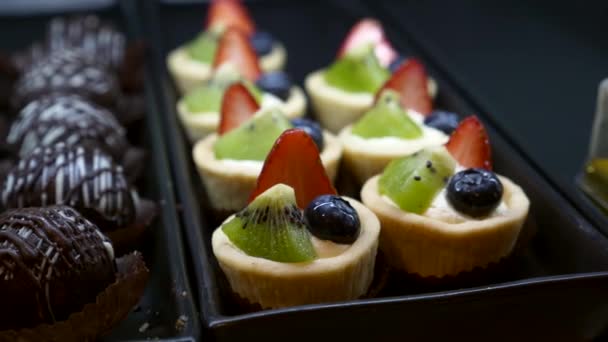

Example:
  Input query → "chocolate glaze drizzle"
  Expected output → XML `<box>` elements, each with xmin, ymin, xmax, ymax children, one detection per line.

<box><xmin>1</xmin><ymin>143</ymin><xmax>141</xmax><ymax>229</ymax></box>
<box><xmin>7</xmin><ymin>94</ymin><xmax>128</xmax><ymax>160</ymax></box>
<box><xmin>13</xmin><ymin>49</ymin><xmax>119</xmax><ymax>110</ymax></box>
<box><xmin>13</xmin><ymin>15</ymin><xmax>126</xmax><ymax>72</ymax></box>
<box><xmin>0</xmin><ymin>205</ymin><xmax>115</xmax><ymax>330</ymax></box>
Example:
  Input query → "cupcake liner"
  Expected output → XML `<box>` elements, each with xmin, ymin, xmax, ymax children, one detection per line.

<box><xmin>0</xmin><ymin>252</ymin><xmax>149</xmax><ymax>342</ymax></box>
<box><xmin>105</xmin><ymin>199</ymin><xmax>157</xmax><ymax>255</ymax></box>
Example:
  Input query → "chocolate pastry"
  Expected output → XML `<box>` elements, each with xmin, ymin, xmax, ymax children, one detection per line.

<box><xmin>0</xmin><ymin>205</ymin><xmax>116</xmax><ymax>330</ymax></box>
<box><xmin>0</xmin><ymin>143</ymin><xmax>153</xmax><ymax>232</ymax></box>
<box><xmin>12</xmin><ymin>49</ymin><xmax>120</xmax><ymax>111</ymax></box>
<box><xmin>6</xmin><ymin>95</ymin><xmax>145</xmax><ymax>179</ymax></box>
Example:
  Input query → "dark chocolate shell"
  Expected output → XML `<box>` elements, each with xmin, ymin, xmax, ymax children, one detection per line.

<box><xmin>1</xmin><ymin>143</ymin><xmax>144</xmax><ymax>230</ymax></box>
<box><xmin>0</xmin><ymin>205</ymin><xmax>116</xmax><ymax>330</ymax></box>
<box><xmin>12</xmin><ymin>49</ymin><xmax>120</xmax><ymax>110</ymax></box>
<box><xmin>7</xmin><ymin>95</ymin><xmax>128</xmax><ymax>161</ymax></box>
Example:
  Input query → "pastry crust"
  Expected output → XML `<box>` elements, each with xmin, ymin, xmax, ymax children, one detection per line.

<box><xmin>361</xmin><ymin>175</ymin><xmax>529</xmax><ymax>277</ymax></box>
<box><xmin>167</xmin><ymin>43</ymin><xmax>287</xmax><ymax>95</ymax></box>
<box><xmin>177</xmin><ymin>86</ymin><xmax>307</xmax><ymax>142</ymax></box>
<box><xmin>212</xmin><ymin>198</ymin><xmax>380</xmax><ymax>309</ymax></box>
<box><xmin>306</xmin><ymin>69</ymin><xmax>438</xmax><ymax>133</ymax></box>
<box><xmin>338</xmin><ymin>124</ymin><xmax>448</xmax><ymax>185</ymax></box>
<box><xmin>192</xmin><ymin>131</ymin><xmax>342</xmax><ymax>212</ymax></box>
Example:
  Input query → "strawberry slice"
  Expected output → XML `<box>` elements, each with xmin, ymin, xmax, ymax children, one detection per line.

<box><xmin>377</xmin><ymin>58</ymin><xmax>432</xmax><ymax>115</ymax></box>
<box><xmin>446</xmin><ymin>116</ymin><xmax>492</xmax><ymax>170</ymax></box>
<box><xmin>206</xmin><ymin>0</ymin><xmax>255</xmax><ymax>36</ymax></box>
<box><xmin>213</xmin><ymin>27</ymin><xmax>261</xmax><ymax>81</ymax></box>
<box><xmin>337</xmin><ymin>18</ymin><xmax>398</xmax><ymax>67</ymax></box>
<box><xmin>249</xmin><ymin>129</ymin><xmax>337</xmax><ymax>208</ymax></box>
<box><xmin>218</xmin><ymin>83</ymin><xmax>260</xmax><ymax>135</ymax></box>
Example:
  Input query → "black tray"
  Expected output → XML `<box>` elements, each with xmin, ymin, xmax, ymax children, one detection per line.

<box><xmin>144</xmin><ymin>0</ymin><xmax>608</xmax><ymax>340</ymax></box>
<box><xmin>0</xmin><ymin>1</ymin><xmax>200</xmax><ymax>341</ymax></box>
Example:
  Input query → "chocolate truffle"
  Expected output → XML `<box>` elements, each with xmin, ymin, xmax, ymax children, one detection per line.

<box><xmin>7</xmin><ymin>94</ymin><xmax>128</xmax><ymax>161</ymax></box>
<box><xmin>1</xmin><ymin>143</ymin><xmax>143</xmax><ymax>230</ymax></box>
<box><xmin>12</xmin><ymin>49</ymin><xmax>119</xmax><ymax>110</ymax></box>
<box><xmin>0</xmin><ymin>205</ymin><xmax>116</xmax><ymax>330</ymax></box>
<box><xmin>13</xmin><ymin>15</ymin><xmax>126</xmax><ymax>72</ymax></box>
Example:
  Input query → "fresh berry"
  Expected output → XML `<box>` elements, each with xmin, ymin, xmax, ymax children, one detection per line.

<box><xmin>218</xmin><ymin>83</ymin><xmax>259</xmax><ymax>134</ymax></box>
<box><xmin>249</xmin><ymin>129</ymin><xmax>337</xmax><ymax>208</ymax></box>
<box><xmin>445</xmin><ymin>116</ymin><xmax>492</xmax><ymax>170</ymax></box>
<box><xmin>255</xmin><ymin>71</ymin><xmax>292</xmax><ymax>100</ymax></box>
<box><xmin>388</xmin><ymin>55</ymin><xmax>406</xmax><ymax>73</ymax></box>
<box><xmin>207</xmin><ymin>0</ymin><xmax>255</xmax><ymax>36</ymax></box>
<box><xmin>337</xmin><ymin>18</ymin><xmax>398</xmax><ymax>67</ymax></box>
<box><xmin>291</xmin><ymin>118</ymin><xmax>324</xmax><ymax>151</ymax></box>
<box><xmin>377</xmin><ymin>58</ymin><xmax>432</xmax><ymax>115</ymax></box>
<box><xmin>250</xmin><ymin>31</ymin><xmax>274</xmax><ymax>56</ymax></box>
<box><xmin>304</xmin><ymin>195</ymin><xmax>360</xmax><ymax>244</ymax></box>
<box><xmin>424</xmin><ymin>110</ymin><xmax>460</xmax><ymax>134</ymax></box>
<box><xmin>213</xmin><ymin>27</ymin><xmax>261</xmax><ymax>81</ymax></box>
<box><xmin>447</xmin><ymin>168</ymin><xmax>503</xmax><ymax>217</ymax></box>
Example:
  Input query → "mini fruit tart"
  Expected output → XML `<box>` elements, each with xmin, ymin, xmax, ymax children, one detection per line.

<box><xmin>305</xmin><ymin>19</ymin><xmax>437</xmax><ymax>133</ymax></box>
<box><xmin>167</xmin><ymin>0</ymin><xmax>286</xmax><ymax>93</ymax></box>
<box><xmin>339</xmin><ymin>60</ymin><xmax>455</xmax><ymax>184</ymax></box>
<box><xmin>361</xmin><ymin>116</ymin><xmax>530</xmax><ymax>277</ymax></box>
<box><xmin>177</xmin><ymin>52</ymin><xmax>305</xmax><ymax>142</ymax></box>
<box><xmin>212</xmin><ymin>129</ymin><xmax>380</xmax><ymax>309</ymax></box>
<box><xmin>192</xmin><ymin>84</ymin><xmax>341</xmax><ymax>214</ymax></box>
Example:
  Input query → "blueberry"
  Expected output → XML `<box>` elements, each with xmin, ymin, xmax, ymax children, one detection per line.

<box><xmin>447</xmin><ymin>168</ymin><xmax>503</xmax><ymax>217</ymax></box>
<box><xmin>304</xmin><ymin>195</ymin><xmax>360</xmax><ymax>244</ymax></box>
<box><xmin>250</xmin><ymin>31</ymin><xmax>274</xmax><ymax>56</ymax></box>
<box><xmin>255</xmin><ymin>71</ymin><xmax>292</xmax><ymax>100</ymax></box>
<box><xmin>292</xmin><ymin>118</ymin><xmax>324</xmax><ymax>151</ymax></box>
<box><xmin>388</xmin><ymin>55</ymin><xmax>407</xmax><ymax>73</ymax></box>
<box><xmin>424</xmin><ymin>110</ymin><xmax>460</xmax><ymax>134</ymax></box>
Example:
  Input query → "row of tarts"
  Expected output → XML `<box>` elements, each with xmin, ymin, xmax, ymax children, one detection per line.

<box><xmin>167</xmin><ymin>0</ymin><xmax>530</xmax><ymax>309</ymax></box>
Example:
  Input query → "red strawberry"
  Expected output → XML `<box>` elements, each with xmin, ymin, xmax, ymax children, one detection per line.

<box><xmin>218</xmin><ymin>83</ymin><xmax>259</xmax><ymax>135</ymax></box>
<box><xmin>249</xmin><ymin>129</ymin><xmax>337</xmax><ymax>208</ymax></box>
<box><xmin>446</xmin><ymin>116</ymin><xmax>492</xmax><ymax>170</ymax></box>
<box><xmin>206</xmin><ymin>0</ymin><xmax>255</xmax><ymax>36</ymax></box>
<box><xmin>377</xmin><ymin>58</ymin><xmax>432</xmax><ymax>115</ymax></box>
<box><xmin>337</xmin><ymin>18</ymin><xmax>397</xmax><ymax>67</ymax></box>
<box><xmin>213</xmin><ymin>27</ymin><xmax>261</xmax><ymax>81</ymax></box>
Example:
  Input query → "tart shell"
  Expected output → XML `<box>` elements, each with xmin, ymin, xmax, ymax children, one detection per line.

<box><xmin>177</xmin><ymin>86</ymin><xmax>306</xmax><ymax>142</ymax></box>
<box><xmin>192</xmin><ymin>131</ymin><xmax>342</xmax><ymax>213</ymax></box>
<box><xmin>211</xmin><ymin>198</ymin><xmax>380</xmax><ymax>309</ymax></box>
<box><xmin>167</xmin><ymin>43</ymin><xmax>286</xmax><ymax>95</ymax></box>
<box><xmin>361</xmin><ymin>175</ymin><xmax>530</xmax><ymax>278</ymax></box>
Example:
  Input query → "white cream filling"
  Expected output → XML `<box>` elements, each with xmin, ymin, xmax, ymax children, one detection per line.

<box><xmin>217</xmin><ymin>159</ymin><xmax>263</xmax><ymax>174</ymax></box>
<box><xmin>381</xmin><ymin>164</ymin><xmax>509</xmax><ymax>224</ymax></box>
<box><xmin>311</xmin><ymin>236</ymin><xmax>351</xmax><ymax>258</ymax></box>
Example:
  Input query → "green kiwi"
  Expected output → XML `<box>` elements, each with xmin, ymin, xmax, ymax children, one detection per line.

<box><xmin>351</xmin><ymin>90</ymin><xmax>423</xmax><ymax>139</ymax></box>
<box><xmin>222</xmin><ymin>184</ymin><xmax>317</xmax><ymax>262</ymax></box>
<box><xmin>184</xmin><ymin>79</ymin><xmax>262</xmax><ymax>114</ymax></box>
<box><xmin>186</xmin><ymin>32</ymin><xmax>218</xmax><ymax>63</ymax></box>
<box><xmin>324</xmin><ymin>44</ymin><xmax>390</xmax><ymax>93</ymax></box>
<box><xmin>214</xmin><ymin>108</ymin><xmax>293</xmax><ymax>161</ymax></box>
<box><xmin>379</xmin><ymin>147</ymin><xmax>456</xmax><ymax>214</ymax></box>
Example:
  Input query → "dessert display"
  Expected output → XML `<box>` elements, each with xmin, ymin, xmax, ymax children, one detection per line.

<box><xmin>0</xmin><ymin>205</ymin><xmax>148</xmax><ymax>340</ymax></box>
<box><xmin>175</xmin><ymin>31</ymin><xmax>305</xmax><ymax>141</ymax></box>
<box><xmin>339</xmin><ymin>60</ymin><xmax>453</xmax><ymax>184</ymax></box>
<box><xmin>361</xmin><ymin>116</ymin><xmax>530</xmax><ymax>277</ymax></box>
<box><xmin>167</xmin><ymin>0</ymin><xmax>287</xmax><ymax>93</ymax></box>
<box><xmin>192</xmin><ymin>83</ymin><xmax>341</xmax><ymax>214</ymax></box>
<box><xmin>305</xmin><ymin>18</ymin><xmax>437</xmax><ymax>133</ymax></box>
<box><xmin>212</xmin><ymin>129</ymin><xmax>380</xmax><ymax>308</ymax></box>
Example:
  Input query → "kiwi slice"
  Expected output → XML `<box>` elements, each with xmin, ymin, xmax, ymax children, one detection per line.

<box><xmin>351</xmin><ymin>90</ymin><xmax>423</xmax><ymax>139</ymax></box>
<box><xmin>222</xmin><ymin>184</ymin><xmax>317</xmax><ymax>262</ymax></box>
<box><xmin>379</xmin><ymin>147</ymin><xmax>456</xmax><ymax>214</ymax></box>
<box><xmin>324</xmin><ymin>44</ymin><xmax>390</xmax><ymax>93</ymax></box>
<box><xmin>186</xmin><ymin>32</ymin><xmax>218</xmax><ymax>63</ymax></box>
<box><xmin>184</xmin><ymin>80</ymin><xmax>262</xmax><ymax>113</ymax></box>
<box><xmin>214</xmin><ymin>108</ymin><xmax>293</xmax><ymax>161</ymax></box>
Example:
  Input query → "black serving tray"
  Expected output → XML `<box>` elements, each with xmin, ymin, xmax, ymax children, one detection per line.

<box><xmin>0</xmin><ymin>1</ymin><xmax>200</xmax><ymax>341</ymax></box>
<box><xmin>144</xmin><ymin>0</ymin><xmax>608</xmax><ymax>340</ymax></box>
